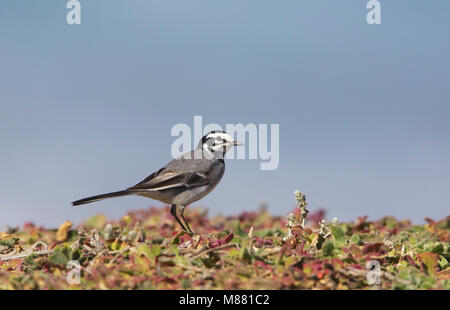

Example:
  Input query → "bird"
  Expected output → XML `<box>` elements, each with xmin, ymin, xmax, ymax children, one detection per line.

<box><xmin>72</xmin><ymin>131</ymin><xmax>243</xmax><ymax>234</ymax></box>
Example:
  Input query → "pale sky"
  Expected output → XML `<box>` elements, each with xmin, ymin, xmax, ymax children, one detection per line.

<box><xmin>1</xmin><ymin>1</ymin><xmax>449</xmax><ymax>228</ymax></box>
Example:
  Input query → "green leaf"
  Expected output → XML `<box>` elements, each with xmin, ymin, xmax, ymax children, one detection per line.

<box><xmin>419</xmin><ymin>276</ymin><xmax>436</xmax><ymax>289</ymax></box>
<box><xmin>423</xmin><ymin>242</ymin><xmax>445</xmax><ymax>255</ymax></box>
<box><xmin>438</xmin><ymin>256</ymin><xmax>448</xmax><ymax>270</ymax></box>
<box><xmin>331</xmin><ymin>226</ymin><xmax>346</xmax><ymax>247</ymax></box>
<box><xmin>170</xmin><ymin>245</ymin><xmax>180</xmax><ymax>258</ymax></box>
<box><xmin>110</xmin><ymin>239</ymin><xmax>123</xmax><ymax>251</ymax></box>
<box><xmin>239</xmin><ymin>238</ymin><xmax>252</xmax><ymax>263</ymax></box>
<box><xmin>49</xmin><ymin>246</ymin><xmax>72</xmax><ymax>266</ymax></box>
<box><xmin>228</xmin><ymin>248</ymin><xmax>239</xmax><ymax>257</ymax></box>
<box><xmin>0</xmin><ymin>237</ymin><xmax>19</xmax><ymax>247</ymax></box>
<box><xmin>410</xmin><ymin>225</ymin><xmax>425</xmax><ymax>233</ymax></box>
<box><xmin>231</xmin><ymin>220</ymin><xmax>246</xmax><ymax>237</ymax></box>
<box><xmin>150</xmin><ymin>245</ymin><xmax>161</xmax><ymax>259</ymax></box>
<box><xmin>349</xmin><ymin>234</ymin><xmax>362</xmax><ymax>245</ymax></box>
<box><xmin>322</xmin><ymin>240</ymin><xmax>334</xmax><ymax>256</ymax></box>
<box><xmin>232</xmin><ymin>236</ymin><xmax>242</xmax><ymax>244</ymax></box>
<box><xmin>181</xmin><ymin>278</ymin><xmax>192</xmax><ymax>289</ymax></box>
<box><xmin>136</xmin><ymin>244</ymin><xmax>152</xmax><ymax>258</ymax></box>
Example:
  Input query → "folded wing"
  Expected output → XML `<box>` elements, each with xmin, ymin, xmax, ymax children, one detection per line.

<box><xmin>128</xmin><ymin>169</ymin><xmax>210</xmax><ymax>192</ymax></box>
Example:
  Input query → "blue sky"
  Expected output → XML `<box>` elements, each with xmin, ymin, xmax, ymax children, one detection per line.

<box><xmin>1</xmin><ymin>1</ymin><xmax>449</xmax><ymax>228</ymax></box>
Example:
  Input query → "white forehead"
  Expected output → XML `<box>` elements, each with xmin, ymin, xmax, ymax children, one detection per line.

<box><xmin>206</xmin><ymin>132</ymin><xmax>233</xmax><ymax>141</ymax></box>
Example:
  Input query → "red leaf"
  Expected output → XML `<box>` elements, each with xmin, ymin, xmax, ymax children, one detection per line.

<box><xmin>221</xmin><ymin>233</ymin><xmax>234</xmax><ymax>244</ymax></box>
<box><xmin>362</xmin><ymin>242</ymin><xmax>384</xmax><ymax>255</ymax></box>
<box><xmin>209</xmin><ymin>240</ymin><xmax>220</xmax><ymax>248</ymax></box>
<box><xmin>424</xmin><ymin>218</ymin><xmax>435</xmax><ymax>225</ymax></box>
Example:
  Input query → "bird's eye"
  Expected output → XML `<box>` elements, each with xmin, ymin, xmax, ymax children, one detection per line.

<box><xmin>212</xmin><ymin>143</ymin><xmax>216</xmax><ymax>146</ymax></box>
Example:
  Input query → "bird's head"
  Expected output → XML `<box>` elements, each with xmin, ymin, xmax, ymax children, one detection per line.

<box><xmin>197</xmin><ymin>131</ymin><xmax>244</xmax><ymax>158</ymax></box>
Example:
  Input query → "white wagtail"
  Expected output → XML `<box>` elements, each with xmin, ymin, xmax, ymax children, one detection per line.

<box><xmin>72</xmin><ymin>131</ymin><xmax>243</xmax><ymax>234</ymax></box>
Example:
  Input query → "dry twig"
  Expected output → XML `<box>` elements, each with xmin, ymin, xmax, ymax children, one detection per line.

<box><xmin>190</xmin><ymin>243</ymin><xmax>238</xmax><ymax>260</ymax></box>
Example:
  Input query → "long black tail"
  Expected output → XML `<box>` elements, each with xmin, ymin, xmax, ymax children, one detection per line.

<box><xmin>72</xmin><ymin>190</ymin><xmax>131</xmax><ymax>206</ymax></box>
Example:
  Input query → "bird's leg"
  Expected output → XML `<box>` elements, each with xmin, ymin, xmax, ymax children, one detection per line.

<box><xmin>180</xmin><ymin>205</ymin><xmax>194</xmax><ymax>235</ymax></box>
<box><xmin>170</xmin><ymin>204</ymin><xmax>187</xmax><ymax>232</ymax></box>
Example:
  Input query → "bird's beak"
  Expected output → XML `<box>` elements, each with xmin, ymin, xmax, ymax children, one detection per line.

<box><xmin>232</xmin><ymin>141</ymin><xmax>245</xmax><ymax>146</ymax></box>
